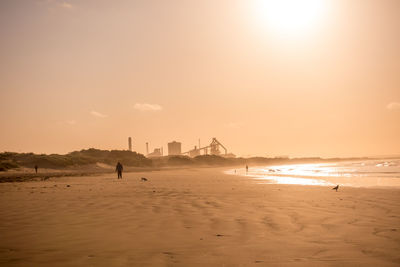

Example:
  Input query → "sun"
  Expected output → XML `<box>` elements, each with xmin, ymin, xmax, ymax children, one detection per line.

<box><xmin>252</xmin><ymin>0</ymin><xmax>328</xmax><ymax>37</ymax></box>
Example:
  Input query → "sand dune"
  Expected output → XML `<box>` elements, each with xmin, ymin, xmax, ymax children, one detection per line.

<box><xmin>0</xmin><ymin>168</ymin><xmax>399</xmax><ymax>266</ymax></box>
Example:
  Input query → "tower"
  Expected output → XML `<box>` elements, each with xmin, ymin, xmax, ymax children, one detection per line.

<box><xmin>128</xmin><ymin>137</ymin><xmax>132</xmax><ymax>151</ymax></box>
<box><xmin>168</xmin><ymin>141</ymin><xmax>182</xmax><ymax>155</ymax></box>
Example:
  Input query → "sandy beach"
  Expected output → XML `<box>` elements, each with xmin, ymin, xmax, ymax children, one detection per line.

<box><xmin>0</xmin><ymin>167</ymin><xmax>399</xmax><ymax>266</ymax></box>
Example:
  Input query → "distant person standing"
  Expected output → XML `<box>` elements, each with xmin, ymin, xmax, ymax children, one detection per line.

<box><xmin>116</xmin><ymin>162</ymin><xmax>123</xmax><ymax>179</ymax></box>
<box><xmin>246</xmin><ymin>165</ymin><xmax>248</xmax><ymax>173</ymax></box>
<box><xmin>34</xmin><ymin>165</ymin><xmax>38</xmax><ymax>174</ymax></box>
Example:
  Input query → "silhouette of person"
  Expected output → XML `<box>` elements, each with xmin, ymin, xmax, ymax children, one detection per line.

<box><xmin>116</xmin><ymin>162</ymin><xmax>123</xmax><ymax>179</ymax></box>
<box><xmin>34</xmin><ymin>165</ymin><xmax>38</xmax><ymax>174</ymax></box>
<box><xmin>246</xmin><ymin>165</ymin><xmax>248</xmax><ymax>173</ymax></box>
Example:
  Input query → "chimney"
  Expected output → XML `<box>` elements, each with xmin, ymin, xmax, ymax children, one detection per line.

<box><xmin>128</xmin><ymin>137</ymin><xmax>132</xmax><ymax>151</ymax></box>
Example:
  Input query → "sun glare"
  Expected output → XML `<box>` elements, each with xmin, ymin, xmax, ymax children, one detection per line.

<box><xmin>253</xmin><ymin>0</ymin><xmax>328</xmax><ymax>37</ymax></box>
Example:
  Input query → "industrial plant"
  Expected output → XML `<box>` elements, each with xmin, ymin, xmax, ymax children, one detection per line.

<box><xmin>129</xmin><ymin>137</ymin><xmax>235</xmax><ymax>158</ymax></box>
<box><xmin>181</xmin><ymin>138</ymin><xmax>235</xmax><ymax>158</ymax></box>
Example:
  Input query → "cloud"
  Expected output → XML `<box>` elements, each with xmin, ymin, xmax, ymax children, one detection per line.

<box><xmin>134</xmin><ymin>103</ymin><xmax>163</xmax><ymax>112</ymax></box>
<box><xmin>90</xmin><ymin>111</ymin><xmax>108</xmax><ymax>118</ymax></box>
<box><xmin>386</xmin><ymin>102</ymin><xmax>400</xmax><ymax>110</ymax></box>
<box><xmin>36</xmin><ymin>0</ymin><xmax>74</xmax><ymax>9</ymax></box>
<box><xmin>60</xmin><ymin>2</ymin><xmax>73</xmax><ymax>9</ymax></box>
<box><xmin>66</xmin><ymin>120</ymin><xmax>76</xmax><ymax>125</ymax></box>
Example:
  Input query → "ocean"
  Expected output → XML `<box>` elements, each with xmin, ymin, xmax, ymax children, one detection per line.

<box><xmin>226</xmin><ymin>158</ymin><xmax>400</xmax><ymax>188</ymax></box>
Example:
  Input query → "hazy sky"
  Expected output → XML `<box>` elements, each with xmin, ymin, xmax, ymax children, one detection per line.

<box><xmin>0</xmin><ymin>0</ymin><xmax>399</xmax><ymax>157</ymax></box>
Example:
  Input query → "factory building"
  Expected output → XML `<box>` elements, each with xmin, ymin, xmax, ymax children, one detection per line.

<box><xmin>147</xmin><ymin>148</ymin><xmax>163</xmax><ymax>158</ymax></box>
<box><xmin>188</xmin><ymin>146</ymin><xmax>200</xmax><ymax>157</ymax></box>
<box><xmin>168</xmin><ymin>141</ymin><xmax>182</xmax><ymax>156</ymax></box>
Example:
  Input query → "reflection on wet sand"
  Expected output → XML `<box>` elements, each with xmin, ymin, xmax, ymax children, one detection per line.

<box><xmin>227</xmin><ymin>159</ymin><xmax>400</xmax><ymax>188</ymax></box>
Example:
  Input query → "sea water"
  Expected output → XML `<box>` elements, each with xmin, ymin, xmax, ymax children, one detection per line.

<box><xmin>226</xmin><ymin>159</ymin><xmax>400</xmax><ymax>188</ymax></box>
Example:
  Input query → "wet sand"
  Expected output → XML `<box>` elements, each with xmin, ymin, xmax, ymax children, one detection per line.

<box><xmin>0</xmin><ymin>168</ymin><xmax>399</xmax><ymax>266</ymax></box>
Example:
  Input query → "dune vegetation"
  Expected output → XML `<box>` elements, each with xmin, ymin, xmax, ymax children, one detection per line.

<box><xmin>0</xmin><ymin>149</ymin><xmax>151</xmax><ymax>171</ymax></box>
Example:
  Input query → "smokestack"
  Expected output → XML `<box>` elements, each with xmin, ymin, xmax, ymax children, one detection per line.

<box><xmin>198</xmin><ymin>138</ymin><xmax>201</xmax><ymax>149</ymax></box>
<box><xmin>128</xmin><ymin>137</ymin><xmax>132</xmax><ymax>151</ymax></box>
<box><xmin>146</xmin><ymin>142</ymin><xmax>149</xmax><ymax>155</ymax></box>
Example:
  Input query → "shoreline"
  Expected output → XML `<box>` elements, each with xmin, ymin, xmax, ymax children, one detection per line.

<box><xmin>227</xmin><ymin>160</ymin><xmax>400</xmax><ymax>190</ymax></box>
<box><xmin>3</xmin><ymin>162</ymin><xmax>400</xmax><ymax>192</ymax></box>
<box><xmin>3</xmin><ymin>162</ymin><xmax>400</xmax><ymax>191</ymax></box>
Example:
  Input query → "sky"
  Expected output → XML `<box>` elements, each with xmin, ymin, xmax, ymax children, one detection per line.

<box><xmin>0</xmin><ymin>0</ymin><xmax>399</xmax><ymax>158</ymax></box>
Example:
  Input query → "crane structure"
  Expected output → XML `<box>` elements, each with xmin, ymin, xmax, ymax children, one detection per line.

<box><xmin>182</xmin><ymin>138</ymin><xmax>228</xmax><ymax>157</ymax></box>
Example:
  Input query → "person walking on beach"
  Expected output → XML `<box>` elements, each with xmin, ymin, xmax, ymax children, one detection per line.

<box><xmin>116</xmin><ymin>162</ymin><xmax>123</xmax><ymax>179</ymax></box>
<box><xmin>34</xmin><ymin>165</ymin><xmax>38</xmax><ymax>174</ymax></box>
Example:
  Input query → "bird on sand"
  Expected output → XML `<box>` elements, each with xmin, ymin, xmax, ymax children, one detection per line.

<box><xmin>332</xmin><ymin>185</ymin><xmax>339</xmax><ymax>192</ymax></box>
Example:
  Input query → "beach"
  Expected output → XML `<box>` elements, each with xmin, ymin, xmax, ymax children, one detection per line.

<box><xmin>0</xmin><ymin>167</ymin><xmax>399</xmax><ymax>266</ymax></box>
